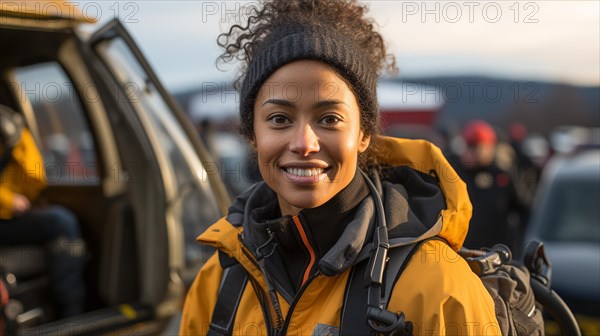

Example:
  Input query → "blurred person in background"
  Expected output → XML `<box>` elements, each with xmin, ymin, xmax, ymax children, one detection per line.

<box><xmin>455</xmin><ymin>120</ymin><xmax>527</xmax><ymax>253</ymax></box>
<box><xmin>508</xmin><ymin>122</ymin><xmax>541</xmax><ymax>209</ymax></box>
<box><xmin>0</xmin><ymin>104</ymin><xmax>86</xmax><ymax>319</ymax></box>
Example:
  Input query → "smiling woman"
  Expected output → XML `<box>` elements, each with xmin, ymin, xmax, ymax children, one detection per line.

<box><xmin>180</xmin><ymin>1</ymin><xmax>501</xmax><ymax>335</ymax></box>
<box><xmin>253</xmin><ymin>60</ymin><xmax>370</xmax><ymax>216</ymax></box>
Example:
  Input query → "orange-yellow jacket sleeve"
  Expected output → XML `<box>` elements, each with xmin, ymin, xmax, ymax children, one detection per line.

<box><xmin>0</xmin><ymin>129</ymin><xmax>47</xmax><ymax>219</ymax></box>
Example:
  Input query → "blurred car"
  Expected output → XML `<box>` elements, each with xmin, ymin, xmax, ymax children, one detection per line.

<box><xmin>0</xmin><ymin>2</ymin><xmax>230</xmax><ymax>334</ymax></box>
<box><xmin>525</xmin><ymin>148</ymin><xmax>600</xmax><ymax>331</ymax></box>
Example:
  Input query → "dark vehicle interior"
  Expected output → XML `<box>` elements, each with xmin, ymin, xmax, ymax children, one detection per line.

<box><xmin>0</xmin><ymin>24</ymin><xmax>155</xmax><ymax>332</ymax></box>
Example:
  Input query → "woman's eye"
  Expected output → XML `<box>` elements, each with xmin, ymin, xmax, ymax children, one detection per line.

<box><xmin>268</xmin><ymin>115</ymin><xmax>290</xmax><ymax>125</ymax></box>
<box><xmin>320</xmin><ymin>115</ymin><xmax>341</xmax><ymax>125</ymax></box>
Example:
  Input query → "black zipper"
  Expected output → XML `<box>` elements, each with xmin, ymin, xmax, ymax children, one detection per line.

<box><xmin>240</xmin><ymin>232</ymin><xmax>284</xmax><ymax>336</ymax></box>
<box><xmin>247</xmin><ymin>275</ymin><xmax>276</xmax><ymax>336</ymax></box>
<box><xmin>243</xmin><ymin>226</ymin><xmax>323</xmax><ymax>335</ymax></box>
<box><xmin>279</xmin><ymin>271</ymin><xmax>321</xmax><ymax>335</ymax></box>
<box><xmin>238</xmin><ymin>235</ymin><xmax>277</xmax><ymax>335</ymax></box>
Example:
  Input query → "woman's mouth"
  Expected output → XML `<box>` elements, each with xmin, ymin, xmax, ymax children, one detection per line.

<box><xmin>284</xmin><ymin>167</ymin><xmax>325</xmax><ymax>177</ymax></box>
<box><xmin>280</xmin><ymin>165</ymin><xmax>330</xmax><ymax>184</ymax></box>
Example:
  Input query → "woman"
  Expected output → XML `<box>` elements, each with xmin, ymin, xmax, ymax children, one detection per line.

<box><xmin>181</xmin><ymin>1</ymin><xmax>500</xmax><ymax>335</ymax></box>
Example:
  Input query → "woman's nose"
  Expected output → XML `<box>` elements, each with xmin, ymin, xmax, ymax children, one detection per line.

<box><xmin>289</xmin><ymin>123</ymin><xmax>320</xmax><ymax>156</ymax></box>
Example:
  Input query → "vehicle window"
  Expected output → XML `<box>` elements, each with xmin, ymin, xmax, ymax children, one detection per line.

<box><xmin>539</xmin><ymin>179</ymin><xmax>600</xmax><ymax>243</ymax></box>
<box><xmin>13</xmin><ymin>62</ymin><xmax>98</xmax><ymax>185</ymax></box>
<box><xmin>96</xmin><ymin>37</ymin><xmax>222</xmax><ymax>266</ymax></box>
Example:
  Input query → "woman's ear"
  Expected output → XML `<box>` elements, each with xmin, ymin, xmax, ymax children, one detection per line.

<box><xmin>248</xmin><ymin>134</ymin><xmax>257</xmax><ymax>150</ymax></box>
<box><xmin>357</xmin><ymin>132</ymin><xmax>371</xmax><ymax>153</ymax></box>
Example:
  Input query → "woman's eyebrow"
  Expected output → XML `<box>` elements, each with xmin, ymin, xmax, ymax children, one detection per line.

<box><xmin>261</xmin><ymin>99</ymin><xmax>295</xmax><ymax>107</ymax></box>
<box><xmin>261</xmin><ymin>98</ymin><xmax>349</xmax><ymax>109</ymax></box>
<box><xmin>312</xmin><ymin>99</ymin><xmax>348</xmax><ymax>109</ymax></box>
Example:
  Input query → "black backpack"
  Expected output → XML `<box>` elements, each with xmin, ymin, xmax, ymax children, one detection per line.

<box><xmin>338</xmin><ymin>173</ymin><xmax>581</xmax><ymax>336</ymax></box>
<box><xmin>339</xmin><ymin>237</ymin><xmax>581</xmax><ymax>336</ymax></box>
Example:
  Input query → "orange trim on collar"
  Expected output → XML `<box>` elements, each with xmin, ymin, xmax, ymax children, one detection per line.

<box><xmin>292</xmin><ymin>215</ymin><xmax>316</xmax><ymax>285</ymax></box>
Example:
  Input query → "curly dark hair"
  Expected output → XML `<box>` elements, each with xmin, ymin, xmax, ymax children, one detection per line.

<box><xmin>217</xmin><ymin>0</ymin><xmax>397</xmax><ymax>168</ymax></box>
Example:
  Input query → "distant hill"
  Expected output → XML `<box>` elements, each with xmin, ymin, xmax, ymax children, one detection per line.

<box><xmin>397</xmin><ymin>77</ymin><xmax>600</xmax><ymax>136</ymax></box>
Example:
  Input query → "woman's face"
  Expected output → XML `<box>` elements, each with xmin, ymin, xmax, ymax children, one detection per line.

<box><xmin>253</xmin><ymin>60</ymin><xmax>370</xmax><ymax>216</ymax></box>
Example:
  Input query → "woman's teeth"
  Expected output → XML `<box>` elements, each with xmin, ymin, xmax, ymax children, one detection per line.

<box><xmin>285</xmin><ymin>167</ymin><xmax>324</xmax><ymax>177</ymax></box>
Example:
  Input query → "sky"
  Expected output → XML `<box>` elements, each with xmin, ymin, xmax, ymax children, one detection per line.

<box><xmin>80</xmin><ymin>0</ymin><xmax>600</xmax><ymax>91</ymax></box>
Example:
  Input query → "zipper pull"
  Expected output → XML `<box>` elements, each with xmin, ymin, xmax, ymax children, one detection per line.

<box><xmin>256</xmin><ymin>228</ymin><xmax>277</xmax><ymax>260</ymax></box>
<box><xmin>255</xmin><ymin>228</ymin><xmax>285</xmax><ymax>330</ymax></box>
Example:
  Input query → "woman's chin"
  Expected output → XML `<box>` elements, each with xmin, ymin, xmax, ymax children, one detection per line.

<box><xmin>277</xmin><ymin>192</ymin><xmax>329</xmax><ymax>214</ymax></box>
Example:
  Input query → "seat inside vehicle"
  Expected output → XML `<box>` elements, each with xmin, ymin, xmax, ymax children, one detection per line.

<box><xmin>0</xmin><ymin>245</ymin><xmax>46</xmax><ymax>279</ymax></box>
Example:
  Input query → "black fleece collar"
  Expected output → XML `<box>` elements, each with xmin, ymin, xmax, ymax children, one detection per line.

<box><xmin>247</xmin><ymin>171</ymin><xmax>369</xmax><ymax>301</ymax></box>
<box><xmin>295</xmin><ymin>171</ymin><xmax>369</xmax><ymax>258</ymax></box>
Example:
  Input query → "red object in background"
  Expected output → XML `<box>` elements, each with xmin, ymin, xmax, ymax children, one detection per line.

<box><xmin>496</xmin><ymin>172</ymin><xmax>509</xmax><ymax>187</ymax></box>
<box><xmin>380</xmin><ymin>109</ymin><xmax>437</xmax><ymax>131</ymax></box>
<box><xmin>377</xmin><ymin>81</ymin><xmax>444</xmax><ymax>133</ymax></box>
<box><xmin>462</xmin><ymin>120</ymin><xmax>497</xmax><ymax>146</ymax></box>
<box><xmin>509</xmin><ymin>122</ymin><xmax>528</xmax><ymax>143</ymax></box>
<box><xmin>1</xmin><ymin>277</ymin><xmax>7</xmax><ymax>335</ymax></box>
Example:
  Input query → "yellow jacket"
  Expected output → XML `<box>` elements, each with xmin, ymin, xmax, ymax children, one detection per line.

<box><xmin>0</xmin><ymin>128</ymin><xmax>47</xmax><ymax>219</ymax></box>
<box><xmin>181</xmin><ymin>136</ymin><xmax>501</xmax><ymax>335</ymax></box>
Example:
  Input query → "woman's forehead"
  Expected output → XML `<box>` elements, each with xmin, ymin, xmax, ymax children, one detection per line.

<box><xmin>256</xmin><ymin>60</ymin><xmax>356</xmax><ymax>103</ymax></box>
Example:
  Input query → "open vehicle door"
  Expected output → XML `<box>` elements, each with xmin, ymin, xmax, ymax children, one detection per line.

<box><xmin>1</xmin><ymin>7</ymin><xmax>230</xmax><ymax>334</ymax></box>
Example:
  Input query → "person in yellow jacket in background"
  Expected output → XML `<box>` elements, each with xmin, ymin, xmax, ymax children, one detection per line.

<box><xmin>180</xmin><ymin>1</ymin><xmax>501</xmax><ymax>335</ymax></box>
<box><xmin>0</xmin><ymin>104</ymin><xmax>85</xmax><ymax>319</ymax></box>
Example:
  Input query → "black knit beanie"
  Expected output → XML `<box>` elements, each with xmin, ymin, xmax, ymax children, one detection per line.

<box><xmin>240</xmin><ymin>25</ymin><xmax>379</xmax><ymax>136</ymax></box>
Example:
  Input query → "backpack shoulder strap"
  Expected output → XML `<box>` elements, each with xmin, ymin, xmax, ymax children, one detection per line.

<box><xmin>207</xmin><ymin>253</ymin><xmax>248</xmax><ymax>336</ymax></box>
<box><xmin>340</xmin><ymin>238</ymin><xmax>436</xmax><ymax>336</ymax></box>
